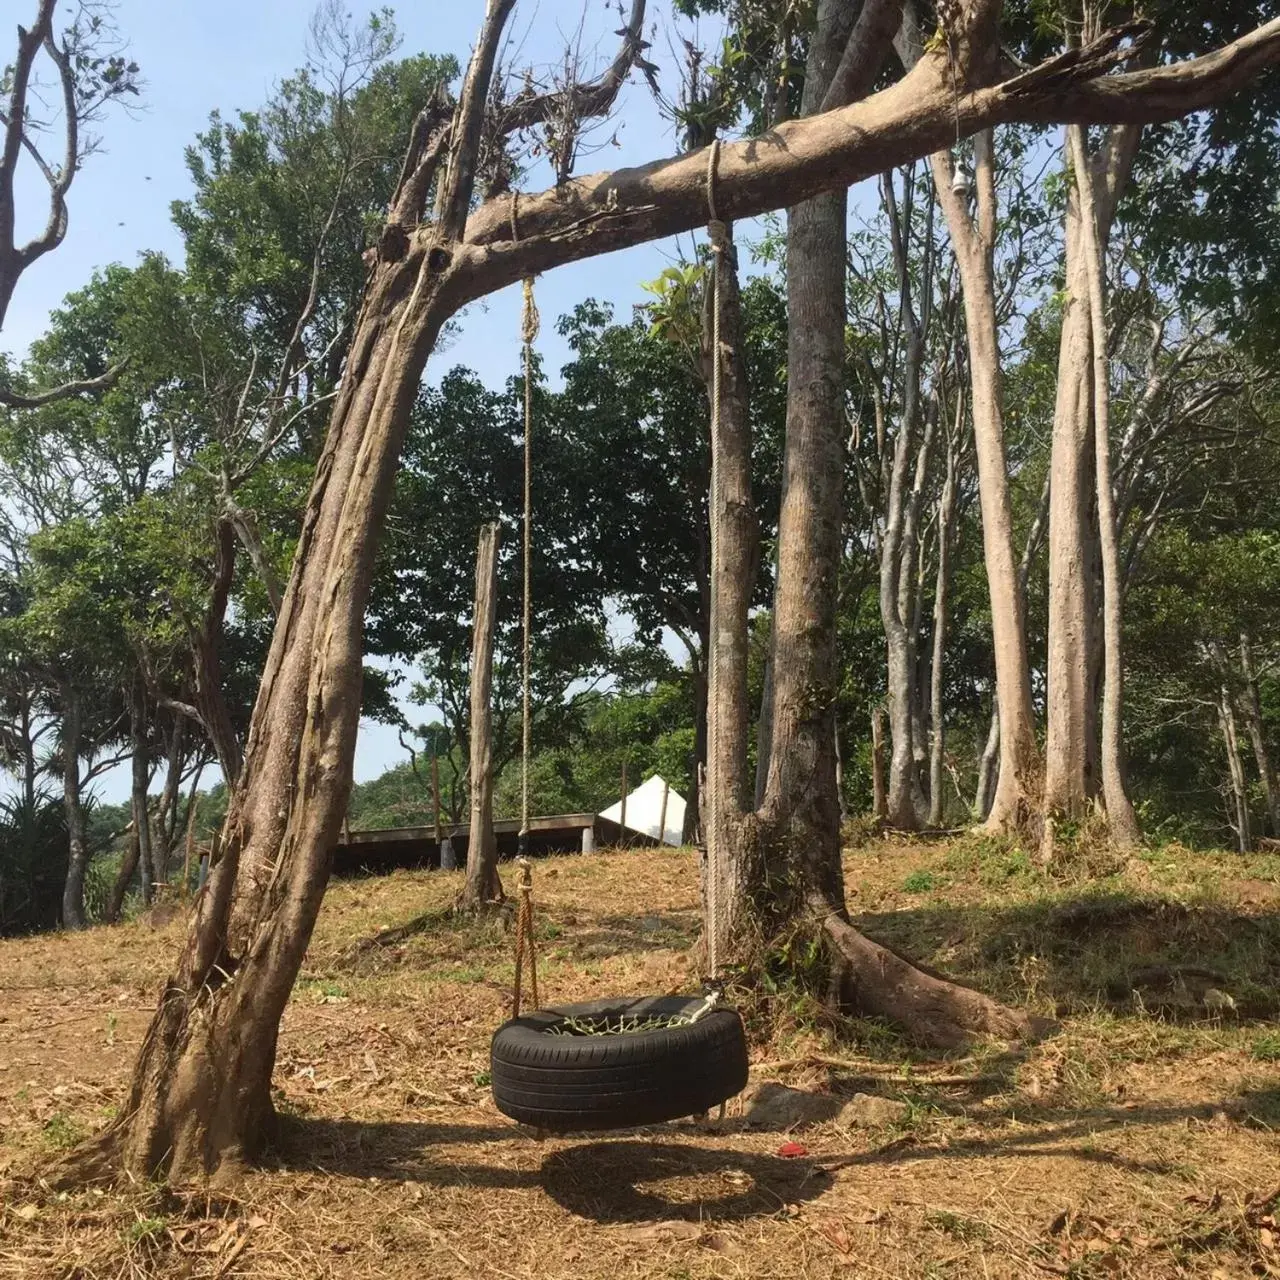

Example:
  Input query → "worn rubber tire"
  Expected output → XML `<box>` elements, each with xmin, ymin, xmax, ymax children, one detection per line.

<box><xmin>490</xmin><ymin>995</ymin><xmax>749</xmax><ymax>1131</ymax></box>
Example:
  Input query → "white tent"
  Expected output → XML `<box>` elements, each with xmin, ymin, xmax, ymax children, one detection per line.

<box><xmin>598</xmin><ymin>774</ymin><xmax>685</xmax><ymax>846</ymax></box>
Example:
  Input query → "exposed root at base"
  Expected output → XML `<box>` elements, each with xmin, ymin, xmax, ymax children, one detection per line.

<box><xmin>822</xmin><ymin>911</ymin><xmax>1044</xmax><ymax>1049</ymax></box>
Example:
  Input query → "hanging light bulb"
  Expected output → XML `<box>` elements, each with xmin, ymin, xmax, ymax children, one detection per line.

<box><xmin>951</xmin><ymin>159</ymin><xmax>972</xmax><ymax>198</ymax></box>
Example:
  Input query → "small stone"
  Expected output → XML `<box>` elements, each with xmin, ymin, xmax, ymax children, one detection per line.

<box><xmin>742</xmin><ymin>1083</ymin><xmax>841</xmax><ymax>1129</ymax></box>
<box><xmin>837</xmin><ymin>1092</ymin><xmax>910</xmax><ymax>1128</ymax></box>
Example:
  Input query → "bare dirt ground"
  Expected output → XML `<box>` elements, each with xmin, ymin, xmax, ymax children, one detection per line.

<box><xmin>1</xmin><ymin>835</ymin><xmax>1278</xmax><ymax>1279</ymax></box>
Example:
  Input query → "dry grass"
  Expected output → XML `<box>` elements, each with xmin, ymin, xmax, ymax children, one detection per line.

<box><xmin>1</xmin><ymin>837</ymin><xmax>1278</xmax><ymax>1279</ymax></box>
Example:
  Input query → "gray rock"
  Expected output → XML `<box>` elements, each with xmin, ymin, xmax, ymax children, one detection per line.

<box><xmin>741</xmin><ymin>1083</ymin><xmax>841</xmax><ymax>1129</ymax></box>
<box><xmin>838</xmin><ymin>1092</ymin><xmax>911</xmax><ymax>1128</ymax></box>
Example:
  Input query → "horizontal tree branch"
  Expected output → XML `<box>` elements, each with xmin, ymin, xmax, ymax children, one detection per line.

<box><xmin>0</xmin><ymin>362</ymin><xmax>127</xmax><ymax>409</ymax></box>
<box><xmin>456</xmin><ymin>18</ymin><xmax>1280</xmax><ymax>298</ymax></box>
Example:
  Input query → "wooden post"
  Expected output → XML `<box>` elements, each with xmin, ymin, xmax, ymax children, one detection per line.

<box><xmin>657</xmin><ymin>778</ymin><xmax>670</xmax><ymax>846</ymax></box>
<box><xmin>460</xmin><ymin>522</ymin><xmax>503</xmax><ymax>907</ymax></box>
<box><xmin>618</xmin><ymin>759</ymin><xmax>628</xmax><ymax>848</ymax></box>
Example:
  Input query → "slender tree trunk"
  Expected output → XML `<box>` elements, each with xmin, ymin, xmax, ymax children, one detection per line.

<box><xmin>871</xmin><ymin>705</ymin><xmax>888</xmax><ymax>820</ymax></box>
<box><xmin>130</xmin><ymin>682</ymin><xmax>158</xmax><ymax>902</ymax></box>
<box><xmin>59</xmin><ymin>681</ymin><xmax>88</xmax><ymax>931</ymax></box>
<box><xmin>1217</xmin><ymin>685</ymin><xmax>1253</xmax><ymax>853</ymax></box>
<box><xmin>928</xmin><ymin>130</ymin><xmax>1040</xmax><ymax>834</ymax></box>
<box><xmin>1239</xmin><ymin>632</ymin><xmax>1280</xmax><ymax>836</ymax></box>
<box><xmin>753</xmin><ymin>634</ymin><xmax>774</xmax><ymax>810</ymax></box>
<box><xmin>928</xmin><ymin>435</ymin><xmax>958</xmax><ymax>828</ymax></box>
<box><xmin>973</xmin><ymin>474</ymin><xmax>1050</xmax><ymax>819</ymax></box>
<box><xmin>191</xmin><ymin>519</ymin><xmax>243</xmax><ymax>787</ymax></box>
<box><xmin>460</xmin><ymin>521</ymin><xmax>503</xmax><ymax>910</ymax></box>
<box><xmin>1067</xmin><ymin>123</ymin><xmax>1140</xmax><ymax>849</ymax></box>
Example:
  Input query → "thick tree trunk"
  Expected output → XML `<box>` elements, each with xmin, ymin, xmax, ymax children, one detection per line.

<box><xmin>1239</xmin><ymin>632</ymin><xmax>1280</xmax><ymax>836</ymax></box>
<box><xmin>459</xmin><ymin>521</ymin><xmax>503</xmax><ymax>910</ymax></box>
<box><xmin>928</xmin><ymin>131</ymin><xmax>1040</xmax><ymax>835</ymax></box>
<box><xmin>1042</xmin><ymin>126</ymin><xmax>1139</xmax><ymax>841</ymax></box>
<box><xmin>748</xmin><ymin>0</ymin><xmax>1027</xmax><ymax>1046</ymax></box>
<box><xmin>61</xmin><ymin>239</ymin><xmax>449</xmax><ymax>1185</ymax></box>
<box><xmin>1067</xmin><ymin>123</ymin><xmax>1140</xmax><ymax>848</ymax></box>
<box><xmin>701</xmin><ymin>218</ymin><xmax>762</xmax><ymax>966</ymax></box>
<box><xmin>59</xmin><ymin>681</ymin><xmax>88</xmax><ymax>931</ymax></box>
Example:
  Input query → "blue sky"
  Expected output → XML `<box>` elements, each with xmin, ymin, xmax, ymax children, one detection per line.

<box><xmin>3</xmin><ymin>0</ymin><xmax>749</xmax><ymax>802</ymax></box>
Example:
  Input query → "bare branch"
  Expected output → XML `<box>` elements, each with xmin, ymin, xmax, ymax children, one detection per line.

<box><xmin>495</xmin><ymin>0</ymin><xmax>655</xmax><ymax>136</ymax></box>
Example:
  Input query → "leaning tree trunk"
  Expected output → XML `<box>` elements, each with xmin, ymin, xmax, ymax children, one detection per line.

<box><xmin>459</xmin><ymin>521</ymin><xmax>503</xmax><ymax>910</ymax></box>
<box><xmin>59</xmin><ymin>0</ymin><xmax>1280</xmax><ymax>1186</ymax></box>
<box><xmin>928</xmin><ymin>130</ymin><xmax>1040</xmax><ymax>835</ymax></box>
<box><xmin>1067</xmin><ymin>122</ymin><xmax>1140</xmax><ymax>848</ymax></box>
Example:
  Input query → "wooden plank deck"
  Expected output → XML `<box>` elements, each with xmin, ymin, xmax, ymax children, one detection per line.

<box><xmin>332</xmin><ymin>812</ymin><xmax>647</xmax><ymax>875</ymax></box>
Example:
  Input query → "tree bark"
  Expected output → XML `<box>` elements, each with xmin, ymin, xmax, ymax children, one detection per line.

<box><xmin>871</xmin><ymin>705</ymin><xmax>889</xmax><ymax>820</ymax></box>
<box><xmin>1217</xmin><ymin>684</ymin><xmax>1253</xmax><ymax>853</ymax></box>
<box><xmin>700</xmin><ymin>215</ymin><xmax>763</xmax><ymax>964</ymax></box>
<box><xmin>973</xmin><ymin>473</ymin><xmax>1049</xmax><ymax>819</ymax></box>
<box><xmin>105</xmin><ymin>830</ymin><xmax>141</xmax><ymax>926</ymax></box>
<box><xmin>459</xmin><ymin>521</ymin><xmax>503</xmax><ymax>910</ymax></box>
<box><xmin>59</xmin><ymin>680</ymin><xmax>88</xmax><ymax>930</ymax></box>
<box><xmin>928</xmin><ymin>128</ymin><xmax>1040</xmax><ymax>835</ymax></box>
<box><xmin>191</xmin><ymin>519</ymin><xmax>244</xmax><ymax>787</ymax></box>
<box><xmin>59</xmin><ymin>1</ymin><xmax>1280</xmax><ymax>1186</ymax></box>
<box><xmin>1042</xmin><ymin>124</ymin><xmax>1139</xmax><ymax>837</ymax></box>
<box><xmin>1239</xmin><ymin>632</ymin><xmax>1280</xmax><ymax>836</ymax></box>
<box><xmin>130</xmin><ymin>681</ymin><xmax>162</xmax><ymax>901</ymax></box>
<box><xmin>928</xmin><ymin>432</ymin><xmax>958</xmax><ymax>828</ymax></box>
<box><xmin>1066</xmin><ymin>122</ymin><xmax>1140</xmax><ymax>848</ymax></box>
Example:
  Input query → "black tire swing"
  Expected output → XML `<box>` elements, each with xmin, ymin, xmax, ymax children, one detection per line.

<box><xmin>490</xmin><ymin>157</ymin><xmax>749</xmax><ymax>1132</ymax></box>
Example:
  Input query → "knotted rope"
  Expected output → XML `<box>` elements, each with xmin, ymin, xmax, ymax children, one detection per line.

<box><xmin>520</xmin><ymin>276</ymin><xmax>539</xmax><ymax>855</ymax></box>
<box><xmin>705</xmin><ymin>138</ymin><xmax>726</xmax><ymax>982</ymax></box>
<box><xmin>511</xmin><ymin>857</ymin><xmax>539</xmax><ymax>1017</ymax></box>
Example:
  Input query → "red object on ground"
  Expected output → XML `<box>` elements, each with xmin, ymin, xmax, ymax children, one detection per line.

<box><xmin>776</xmin><ymin>1141</ymin><xmax>809</xmax><ymax>1158</ymax></box>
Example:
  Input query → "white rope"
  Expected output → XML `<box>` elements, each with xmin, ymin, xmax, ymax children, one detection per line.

<box><xmin>705</xmin><ymin>138</ymin><xmax>724</xmax><ymax>982</ymax></box>
<box><xmin>520</xmin><ymin>278</ymin><xmax>539</xmax><ymax>849</ymax></box>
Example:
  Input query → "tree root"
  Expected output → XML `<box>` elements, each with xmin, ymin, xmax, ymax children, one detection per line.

<box><xmin>822</xmin><ymin>912</ymin><xmax>1048</xmax><ymax>1050</ymax></box>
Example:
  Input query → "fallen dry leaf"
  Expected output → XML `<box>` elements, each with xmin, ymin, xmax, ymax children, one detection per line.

<box><xmin>14</xmin><ymin>1204</ymin><xmax>38</xmax><ymax>1221</ymax></box>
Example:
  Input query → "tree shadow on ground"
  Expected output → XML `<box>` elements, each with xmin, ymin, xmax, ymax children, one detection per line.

<box><xmin>854</xmin><ymin>892</ymin><xmax>1280</xmax><ymax>1018</ymax></box>
<box><xmin>272</xmin><ymin>1085</ymin><xmax>1279</xmax><ymax>1223</ymax></box>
